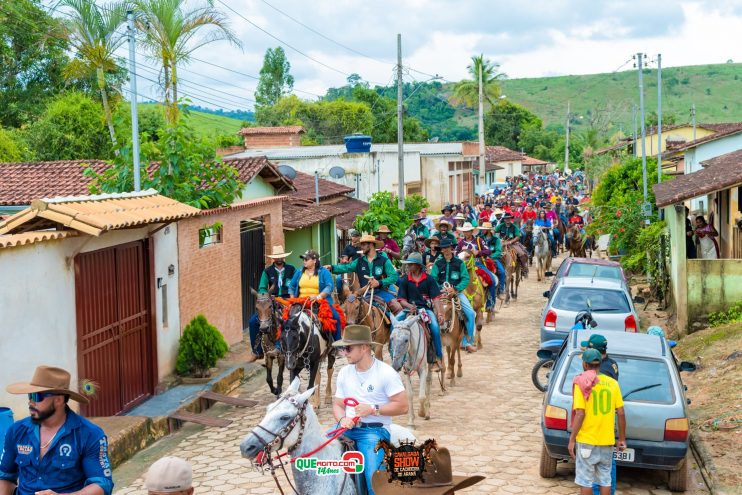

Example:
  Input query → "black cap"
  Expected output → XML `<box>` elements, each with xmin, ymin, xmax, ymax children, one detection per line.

<box><xmin>300</xmin><ymin>250</ymin><xmax>320</xmax><ymax>260</ymax></box>
<box><xmin>439</xmin><ymin>238</ymin><xmax>455</xmax><ymax>249</ymax></box>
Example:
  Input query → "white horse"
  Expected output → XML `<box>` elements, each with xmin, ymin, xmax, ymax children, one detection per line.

<box><xmin>240</xmin><ymin>377</ymin><xmax>415</xmax><ymax>495</ymax></box>
<box><xmin>389</xmin><ymin>314</ymin><xmax>433</xmax><ymax>428</ymax></box>
<box><xmin>533</xmin><ymin>226</ymin><xmax>552</xmax><ymax>282</ymax></box>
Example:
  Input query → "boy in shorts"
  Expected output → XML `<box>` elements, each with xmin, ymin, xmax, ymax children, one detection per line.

<box><xmin>568</xmin><ymin>349</ymin><xmax>627</xmax><ymax>495</ymax></box>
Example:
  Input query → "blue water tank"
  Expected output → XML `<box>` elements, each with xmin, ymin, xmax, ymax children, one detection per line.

<box><xmin>344</xmin><ymin>134</ymin><xmax>372</xmax><ymax>153</ymax></box>
<box><xmin>0</xmin><ymin>408</ymin><xmax>13</xmax><ymax>448</ymax></box>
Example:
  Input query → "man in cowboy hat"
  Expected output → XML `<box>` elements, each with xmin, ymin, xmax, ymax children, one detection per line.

<box><xmin>376</xmin><ymin>225</ymin><xmax>401</xmax><ymax>261</ymax></box>
<box><xmin>422</xmin><ymin>236</ymin><xmax>441</xmax><ymax>267</ymax></box>
<box><xmin>430</xmin><ymin>238</ymin><xmax>477</xmax><ymax>353</ymax></box>
<box><xmin>494</xmin><ymin>212</ymin><xmax>529</xmax><ymax>278</ymax></box>
<box><xmin>489</xmin><ymin>207</ymin><xmax>504</xmax><ymax>228</ymax></box>
<box><xmin>410</xmin><ymin>215</ymin><xmax>430</xmax><ymax>240</ymax></box>
<box><xmin>327</xmin><ymin>234</ymin><xmax>401</xmax><ymax>311</ymax></box>
<box><xmin>397</xmin><ymin>252</ymin><xmax>444</xmax><ymax>370</ymax></box>
<box><xmin>1</xmin><ymin>366</ymin><xmax>114</xmax><ymax>495</ymax></box>
<box><xmin>478</xmin><ymin>222</ymin><xmax>506</xmax><ymax>300</ymax></box>
<box><xmin>455</xmin><ymin>222</ymin><xmax>497</xmax><ymax>309</ymax></box>
<box><xmin>371</xmin><ymin>447</ymin><xmax>484</xmax><ymax>495</ymax></box>
<box><xmin>247</xmin><ymin>245</ymin><xmax>297</xmax><ymax>363</ymax></box>
<box><xmin>332</xmin><ymin>325</ymin><xmax>408</xmax><ymax>495</ymax></box>
<box><xmin>432</xmin><ymin>219</ymin><xmax>456</xmax><ymax>245</ymax></box>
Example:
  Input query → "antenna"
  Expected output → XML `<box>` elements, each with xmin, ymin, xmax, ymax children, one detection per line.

<box><xmin>277</xmin><ymin>164</ymin><xmax>297</xmax><ymax>180</ymax></box>
<box><xmin>328</xmin><ymin>166</ymin><xmax>346</xmax><ymax>179</ymax></box>
<box><xmin>591</xmin><ymin>266</ymin><xmax>598</xmax><ymax>284</ymax></box>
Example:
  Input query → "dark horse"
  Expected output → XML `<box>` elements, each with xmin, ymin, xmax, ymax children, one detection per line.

<box><xmin>251</xmin><ymin>289</ymin><xmax>285</xmax><ymax>396</ymax></box>
<box><xmin>281</xmin><ymin>303</ymin><xmax>336</xmax><ymax>409</ymax></box>
<box><xmin>522</xmin><ymin>219</ymin><xmax>534</xmax><ymax>265</ymax></box>
<box><xmin>568</xmin><ymin>224</ymin><xmax>587</xmax><ymax>258</ymax></box>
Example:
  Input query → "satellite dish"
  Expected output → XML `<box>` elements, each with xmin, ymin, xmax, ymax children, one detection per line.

<box><xmin>328</xmin><ymin>166</ymin><xmax>346</xmax><ymax>179</ymax></box>
<box><xmin>277</xmin><ymin>164</ymin><xmax>297</xmax><ymax>180</ymax></box>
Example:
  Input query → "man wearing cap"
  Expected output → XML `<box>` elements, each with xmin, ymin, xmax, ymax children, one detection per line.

<box><xmin>332</xmin><ymin>325</ymin><xmax>408</xmax><ymax>495</ymax></box>
<box><xmin>247</xmin><ymin>245</ymin><xmax>296</xmax><ymax>363</ymax></box>
<box><xmin>569</xmin><ymin>349</ymin><xmax>627</xmax><ymax>495</ymax></box>
<box><xmin>410</xmin><ymin>215</ymin><xmax>430</xmax><ymax>240</ymax></box>
<box><xmin>430</xmin><ymin>238</ymin><xmax>477</xmax><ymax>353</ymax></box>
<box><xmin>494</xmin><ymin>212</ymin><xmax>529</xmax><ymax>277</ymax></box>
<box><xmin>327</xmin><ymin>234</ymin><xmax>400</xmax><ymax>308</ymax></box>
<box><xmin>376</xmin><ymin>225</ymin><xmax>401</xmax><ymax>261</ymax></box>
<box><xmin>340</xmin><ymin>230</ymin><xmax>363</xmax><ymax>264</ymax></box>
<box><xmin>145</xmin><ymin>456</ymin><xmax>193</xmax><ymax>494</ymax></box>
<box><xmin>432</xmin><ymin>219</ymin><xmax>457</xmax><ymax>245</ymax></box>
<box><xmin>397</xmin><ymin>252</ymin><xmax>444</xmax><ymax>370</ymax></box>
<box><xmin>1</xmin><ymin>366</ymin><xmax>113</xmax><ymax>495</ymax></box>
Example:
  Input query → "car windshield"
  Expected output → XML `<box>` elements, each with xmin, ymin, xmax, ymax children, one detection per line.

<box><xmin>568</xmin><ymin>264</ymin><xmax>622</xmax><ymax>280</ymax></box>
<box><xmin>559</xmin><ymin>353</ymin><xmax>675</xmax><ymax>404</ymax></box>
<box><xmin>551</xmin><ymin>288</ymin><xmax>629</xmax><ymax>313</ymax></box>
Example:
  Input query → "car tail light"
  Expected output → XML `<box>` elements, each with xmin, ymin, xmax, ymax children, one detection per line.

<box><xmin>664</xmin><ymin>418</ymin><xmax>689</xmax><ymax>442</ymax></box>
<box><xmin>544</xmin><ymin>310</ymin><xmax>557</xmax><ymax>329</ymax></box>
<box><xmin>624</xmin><ymin>314</ymin><xmax>638</xmax><ymax>332</ymax></box>
<box><xmin>544</xmin><ymin>405</ymin><xmax>567</xmax><ymax>430</ymax></box>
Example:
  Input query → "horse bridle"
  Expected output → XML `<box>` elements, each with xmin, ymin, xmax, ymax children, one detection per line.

<box><xmin>395</xmin><ymin>316</ymin><xmax>426</xmax><ymax>375</ymax></box>
<box><xmin>345</xmin><ymin>292</ymin><xmax>384</xmax><ymax>337</ymax></box>
<box><xmin>283</xmin><ymin>311</ymin><xmax>314</xmax><ymax>369</ymax></box>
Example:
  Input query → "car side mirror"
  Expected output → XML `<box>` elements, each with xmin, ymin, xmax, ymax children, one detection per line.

<box><xmin>590</xmin><ymin>320</ymin><xmax>598</xmax><ymax>328</ymax></box>
<box><xmin>537</xmin><ymin>349</ymin><xmax>554</xmax><ymax>360</ymax></box>
<box><xmin>633</xmin><ymin>295</ymin><xmax>645</xmax><ymax>304</ymax></box>
<box><xmin>543</xmin><ymin>291</ymin><xmax>550</xmax><ymax>298</ymax></box>
<box><xmin>679</xmin><ymin>361</ymin><xmax>697</xmax><ymax>372</ymax></box>
<box><xmin>545</xmin><ymin>271</ymin><xmax>554</xmax><ymax>277</ymax></box>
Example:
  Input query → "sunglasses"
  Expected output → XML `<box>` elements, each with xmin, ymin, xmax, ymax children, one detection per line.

<box><xmin>28</xmin><ymin>392</ymin><xmax>58</xmax><ymax>402</ymax></box>
<box><xmin>336</xmin><ymin>345</ymin><xmax>356</xmax><ymax>353</ymax></box>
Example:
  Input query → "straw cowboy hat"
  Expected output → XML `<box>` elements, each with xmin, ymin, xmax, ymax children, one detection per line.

<box><xmin>492</xmin><ymin>208</ymin><xmax>504</xmax><ymax>216</ymax></box>
<box><xmin>423</xmin><ymin>236</ymin><xmax>440</xmax><ymax>248</ymax></box>
<box><xmin>435</xmin><ymin>218</ymin><xmax>452</xmax><ymax>228</ymax></box>
<box><xmin>7</xmin><ymin>365</ymin><xmax>90</xmax><ymax>404</ymax></box>
<box><xmin>359</xmin><ymin>233</ymin><xmax>384</xmax><ymax>249</ymax></box>
<box><xmin>371</xmin><ymin>447</ymin><xmax>484</xmax><ymax>495</ymax></box>
<box><xmin>376</xmin><ymin>225</ymin><xmax>393</xmax><ymax>234</ymax></box>
<box><xmin>454</xmin><ymin>213</ymin><xmax>465</xmax><ymax>221</ymax></box>
<box><xmin>478</xmin><ymin>222</ymin><xmax>494</xmax><ymax>231</ymax></box>
<box><xmin>458</xmin><ymin>222</ymin><xmax>476</xmax><ymax>233</ymax></box>
<box><xmin>266</xmin><ymin>245</ymin><xmax>292</xmax><ymax>259</ymax></box>
<box><xmin>331</xmin><ymin>325</ymin><xmax>382</xmax><ymax>347</ymax></box>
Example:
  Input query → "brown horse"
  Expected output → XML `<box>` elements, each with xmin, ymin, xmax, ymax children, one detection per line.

<box><xmin>339</xmin><ymin>280</ymin><xmax>390</xmax><ymax>360</ymax></box>
<box><xmin>439</xmin><ymin>295</ymin><xmax>465</xmax><ymax>387</ymax></box>
<box><xmin>568</xmin><ymin>224</ymin><xmax>587</xmax><ymax>258</ymax></box>
<box><xmin>501</xmin><ymin>244</ymin><xmax>523</xmax><ymax>304</ymax></box>
<box><xmin>250</xmin><ymin>289</ymin><xmax>285</xmax><ymax>396</ymax></box>
<box><xmin>457</xmin><ymin>252</ymin><xmax>486</xmax><ymax>349</ymax></box>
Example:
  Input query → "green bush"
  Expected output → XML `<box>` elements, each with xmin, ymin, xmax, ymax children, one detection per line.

<box><xmin>708</xmin><ymin>302</ymin><xmax>742</xmax><ymax>327</ymax></box>
<box><xmin>354</xmin><ymin>191</ymin><xmax>429</xmax><ymax>241</ymax></box>
<box><xmin>176</xmin><ymin>315</ymin><xmax>229</xmax><ymax>377</ymax></box>
<box><xmin>0</xmin><ymin>128</ymin><xmax>22</xmax><ymax>162</ymax></box>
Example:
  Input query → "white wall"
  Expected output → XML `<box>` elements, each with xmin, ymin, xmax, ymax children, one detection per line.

<box><xmin>685</xmin><ymin>134</ymin><xmax>742</xmax><ymax>212</ymax></box>
<box><xmin>153</xmin><ymin>224</ymin><xmax>180</xmax><ymax>381</ymax></box>
<box><xmin>0</xmin><ymin>226</ymin><xmax>180</xmax><ymax>418</ymax></box>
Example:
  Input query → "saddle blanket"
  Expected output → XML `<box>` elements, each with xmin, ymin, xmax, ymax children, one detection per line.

<box><xmin>277</xmin><ymin>297</ymin><xmax>347</xmax><ymax>334</ymax></box>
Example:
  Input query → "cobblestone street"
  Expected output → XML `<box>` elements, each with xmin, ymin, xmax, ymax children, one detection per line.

<box><xmin>114</xmin><ymin>254</ymin><xmax>710</xmax><ymax>495</ymax></box>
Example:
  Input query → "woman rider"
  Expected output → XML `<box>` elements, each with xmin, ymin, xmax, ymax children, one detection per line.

<box><xmin>535</xmin><ymin>209</ymin><xmax>557</xmax><ymax>257</ymax></box>
<box><xmin>477</xmin><ymin>222</ymin><xmax>506</xmax><ymax>300</ymax></box>
<box><xmin>289</xmin><ymin>250</ymin><xmax>343</xmax><ymax>341</ymax></box>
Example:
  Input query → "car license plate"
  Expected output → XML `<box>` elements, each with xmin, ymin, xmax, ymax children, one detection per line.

<box><xmin>614</xmin><ymin>448</ymin><xmax>635</xmax><ymax>462</ymax></box>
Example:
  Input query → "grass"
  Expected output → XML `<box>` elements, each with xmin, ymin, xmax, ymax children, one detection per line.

<box><xmin>139</xmin><ymin>103</ymin><xmax>243</xmax><ymax>139</ymax></box>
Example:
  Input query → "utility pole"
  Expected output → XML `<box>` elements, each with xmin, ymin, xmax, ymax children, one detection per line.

<box><xmin>127</xmin><ymin>11</ymin><xmax>141</xmax><ymax>192</ymax></box>
<box><xmin>691</xmin><ymin>103</ymin><xmax>697</xmax><ymax>141</ymax></box>
<box><xmin>478</xmin><ymin>62</ymin><xmax>486</xmax><ymax>197</ymax></box>
<box><xmin>396</xmin><ymin>34</ymin><xmax>405</xmax><ymax>210</ymax></box>
<box><xmin>632</xmin><ymin>104</ymin><xmax>637</xmax><ymax>157</ymax></box>
<box><xmin>636</xmin><ymin>52</ymin><xmax>648</xmax><ymax>204</ymax></box>
<box><xmin>376</xmin><ymin>159</ymin><xmax>381</xmax><ymax>193</ymax></box>
<box><xmin>657</xmin><ymin>53</ymin><xmax>662</xmax><ymax>183</ymax></box>
<box><xmin>564</xmin><ymin>101</ymin><xmax>571</xmax><ymax>174</ymax></box>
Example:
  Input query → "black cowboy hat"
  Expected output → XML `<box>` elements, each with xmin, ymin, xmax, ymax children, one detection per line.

<box><xmin>439</xmin><ymin>238</ymin><xmax>455</xmax><ymax>249</ymax></box>
<box><xmin>441</xmin><ymin>205</ymin><xmax>453</xmax><ymax>213</ymax></box>
<box><xmin>502</xmin><ymin>212</ymin><xmax>514</xmax><ymax>220</ymax></box>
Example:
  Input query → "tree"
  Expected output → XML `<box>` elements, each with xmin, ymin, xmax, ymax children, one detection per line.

<box><xmin>0</xmin><ymin>0</ymin><xmax>70</xmax><ymax>128</ymax></box>
<box><xmin>351</xmin><ymin>86</ymin><xmax>427</xmax><ymax>143</ymax></box>
<box><xmin>58</xmin><ymin>0</ymin><xmax>128</xmax><ymax>152</ymax></box>
<box><xmin>484</xmin><ymin>100</ymin><xmax>542</xmax><ymax>150</ymax></box>
<box><xmin>0</xmin><ymin>128</ymin><xmax>23</xmax><ymax>162</ymax></box>
<box><xmin>646</xmin><ymin>111</ymin><xmax>677</xmax><ymax>127</ymax></box>
<box><xmin>255</xmin><ymin>47</ymin><xmax>295</xmax><ymax>123</ymax></box>
<box><xmin>354</xmin><ymin>191</ymin><xmax>429</xmax><ymax>241</ymax></box>
<box><xmin>452</xmin><ymin>54</ymin><xmax>505</xmax><ymax>108</ymax></box>
<box><xmin>26</xmin><ymin>92</ymin><xmax>111</xmax><ymax>160</ymax></box>
<box><xmin>135</xmin><ymin>0</ymin><xmax>241</xmax><ymax>125</ymax></box>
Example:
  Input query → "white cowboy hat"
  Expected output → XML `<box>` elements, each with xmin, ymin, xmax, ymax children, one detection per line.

<box><xmin>266</xmin><ymin>245</ymin><xmax>292</xmax><ymax>258</ymax></box>
<box><xmin>458</xmin><ymin>222</ymin><xmax>476</xmax><ymax>232</ymax></box>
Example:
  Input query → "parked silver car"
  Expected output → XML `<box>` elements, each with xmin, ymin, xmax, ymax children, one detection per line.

<box><xmin>539</xmin><ymin>330</ymin><xmax>696</xmax><ymax>491</ymax></box>
<box><xmin>540</xmin><ymin>277</ymin><xmax>639</xmax><ymax>343</ymax></box>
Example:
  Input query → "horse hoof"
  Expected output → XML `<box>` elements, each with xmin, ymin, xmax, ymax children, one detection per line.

<box><xmin>457</xmin><ymin>369</ymin><xmax>463</xmax><ymax>378</ymax></box>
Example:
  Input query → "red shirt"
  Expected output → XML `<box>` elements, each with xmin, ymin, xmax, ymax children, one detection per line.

<box><xmin>522</xmin><ymin>210</ymin><xmax>537</xmax><ymax>221</ymax></box>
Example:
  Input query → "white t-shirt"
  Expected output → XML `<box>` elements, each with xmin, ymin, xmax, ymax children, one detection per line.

<box><xmin>335</xmin><ymin>358</ymin><xmax>405</xmax><ymax>427</ymax></box>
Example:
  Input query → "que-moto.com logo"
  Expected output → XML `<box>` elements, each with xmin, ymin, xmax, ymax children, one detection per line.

<box><xmin>295</xmin><ymin>451</ymin><xmax>364</xmax><ymax>475</ymax></box>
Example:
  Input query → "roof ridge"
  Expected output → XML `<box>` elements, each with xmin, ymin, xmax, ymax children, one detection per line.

<box><xmin>39</xmin><ymin>188</ymin><xmax>159</xmax><ymax>204</ymax></box>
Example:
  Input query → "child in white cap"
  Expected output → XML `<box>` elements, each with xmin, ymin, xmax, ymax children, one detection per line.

<box><xmin>145</xmin><ymin>456</ymin><xmax>193</xmax><ymax>495</ymax></box>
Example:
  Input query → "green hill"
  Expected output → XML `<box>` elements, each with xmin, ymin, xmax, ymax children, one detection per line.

<box><xmin>140</xmin><ymin>103</ymin><xmax>243</xmax><ymax>139</ymax></box>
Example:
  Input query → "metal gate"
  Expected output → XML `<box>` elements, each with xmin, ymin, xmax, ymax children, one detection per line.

<box><xmin>241</xmin><ymin>220</ymin><xmax>265</xmax><ymax>330</ymax></box>
<box><xmin>75</xmin><ymin>241</ymin><xmax>154</xmax><ymax>416</ymax></box>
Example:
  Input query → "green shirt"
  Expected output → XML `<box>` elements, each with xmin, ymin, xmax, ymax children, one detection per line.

<box><xmin>432</xmin><ymin>231</ymin><xmax>457</xmax><ymax>244</ymax></box>
<box><xmin>430</xmin><ymin>255</ymin><xmax>470</xmax><ymax>293</ymax></box>
<box><xmin>411</xmin><ymin>223</ymin><xmax>430</xmax><ymax>239</ymax></box>
<box><xmin>480</xmin><ymin>233</ymin><xmax>502</xmax><ymax>259</ymax></box>
<box><xmin>331</xmin><ymin>253</ymin><xmax>399</xmax><ymax>288</ymax></box>
<box><xmin>494</xmin><ymin>222</ymin><xmax>521</xmax><ymax>239</ymax></box>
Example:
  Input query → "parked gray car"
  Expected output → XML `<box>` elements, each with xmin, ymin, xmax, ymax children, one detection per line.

<box><xmin>539</xmin><ymin>330</ymin><xmax>696</xmax><ymax>491</ymax></box>
<box><xmin>540</xmin><ymin>277</ymin><xmax>639</xmax><ymax>343</ymax></box>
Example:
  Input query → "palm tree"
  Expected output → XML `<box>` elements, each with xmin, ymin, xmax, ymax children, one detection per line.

<box><xmin>58</xmin><ymin>0</ymin><xmax>128</xmax><ymax>152</ymax></box>
<box><xmin>134</xmin><ymin>0</ymin><xmax>241</xmax><ymax>125</ymax></box>
<box><xmin>453</xmin><ymin>54</ymin><xmax>506</xmax><ymax>108</ymax></box>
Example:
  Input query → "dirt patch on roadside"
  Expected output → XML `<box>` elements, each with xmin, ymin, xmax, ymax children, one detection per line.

<box><xmin>674</xmin><ymin>323</ymin><xmax>742</xmax><ymax>493</ymax></box>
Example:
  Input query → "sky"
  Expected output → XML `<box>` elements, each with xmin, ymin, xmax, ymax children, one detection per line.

<box><xmin>123</xmin><ymin>0</ymin><xmax>742</xmax><ymax>111</ymax></box>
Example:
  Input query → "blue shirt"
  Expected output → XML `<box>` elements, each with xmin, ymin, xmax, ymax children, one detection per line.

<box><xmin>289</xmin><ymin>266</ymin><xmax>336</xmax><ymax>305</ymax></box>
<box><xmin>0</xmin><ymin>409</ymin><xmax>113</xmax><ymax>495</ymax></box>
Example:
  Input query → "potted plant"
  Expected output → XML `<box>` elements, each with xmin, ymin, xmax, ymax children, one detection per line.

<box><xmin>176</xmin><ymin>315</ymin><xmax>229</xmax><ymax>381</ymax></box>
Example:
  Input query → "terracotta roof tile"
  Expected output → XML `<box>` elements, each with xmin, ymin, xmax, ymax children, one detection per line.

<box><xmin>223</xmin><ymin>156</ymin><xmax>294</xmax><ymax>192</ymax></box>
<box><xmin>332</xmin><ymin>197</ymin><xmax>368</xmax><ymax>230</ymax></box>
<box><xmin>0</xmin><ymin>230</ymin><xmax>77</xmax><ymax>249</ymax></box>
<box><xmin>653</xmin><ymin>149</ymin><xmax>742</xmax><ymax>207</ymax></box>
<box><xmin>282</xmin><ymin>200</ymin><xmax>344</xmax><ymax>230</ymax></box>
<box><xmin>522</xmin><ymin>155</ymin><xmax>548</xmax><ymax>166</ymax></box>
<box><xmin>238</xmin><ymin>126</ymin><xmax>304</xmax><ymax>135</ymax></box>
<box><xmin>667</xmin><ymin>122</ymin><xmax>742</xmax><ymax>153</ymax></box>
<box><xmin>289</xmin><ymin>171</ymin><xmax>354</xmax><ymax>202</ymax></box>
<box><xmin>486</xmin><ymin>146</ymin><xmax>523</xmax><ymax>163</ymax></box>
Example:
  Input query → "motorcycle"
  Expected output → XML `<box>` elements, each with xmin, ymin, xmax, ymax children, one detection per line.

<box><xmin>531</xmin><ymin>306</ymin><xmax>598</xmax><ymax>392</ymax></box>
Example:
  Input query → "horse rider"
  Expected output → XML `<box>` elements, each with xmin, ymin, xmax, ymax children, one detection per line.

<box><xmin>332</xmin><ymin>325</ymin><xmax>409</xmax><ymax>495</ymax></box>
<box><xmin>535</xmin><ymin>209</ymin><xmax>557</xmax><ymax>257</ymax></box>
<box><xmin>396</xmin><ymin>252</ymin><xmax>444</xmax><ymax>371</ymax></box>
<box><xmin>430</xmin><ymin>238</ymin><xmax>477</xmax><ymax>353</ymax></box>
<box><xmin>494</xmin><ymin>212</ymin><xmax>529</xmax><ymax>278</ymax></box>
<box><xmin>477</xmin><ymin>223</ymin><xmax>506</xmax><ymax>300</ymax></box>
<box><xmin>433</xmin><ymin>218</ymin><xmax>457</xmax><ymax>245</ymax></box>
<box><xmin>326</xmin><ymin>234</ymin><xmax>402</xmax><ymax>314</ymax></box>
<box><xmin>376</xmin><ymin>225</ymin><xmax>401</xmax><ymax>261</ymax></box>
<box><xmin>490</xmin><ymin>207</ymin><xmax>505</xmax><ymax>228</ymax></box>
<box><xmin>455</xmin><ymin>222</ymin><xmax>497</xmax><ymax>310</ymax></box>
<box><xmin>247</xmin><ymin>245</ymin><xmax>296</xmax><ymax>363</ymax></box>
<box><xmin>410</xmin><ymin>214</ymin><xmax>430</xmax><ymax>239</ymax></box>
<box><xmin>422</xmin><ymin>236</ymin><xmax>441</xmax><ymax>268</ymax></box>
<box><xmin>288</xmin><ymin>249</ymin><xmax>342</xmax><ymax>342</ymax></box>
<box><xmin>453</xmin><ymin>213</ymin><xmax>466</xmax><ymax>232</ymax></box>
<box><xmin>419</xmin><ymin>207</ymin><xmax>435</xmax><ymax>231</ymax></box>
<box><xmin>478</xmin><ymin>202</ymin><xmax>494</xmax><ymax>224</ymax></box>
<box><xmin>439</xmin><ymin>205</ymin><xmax>457</xmax><ymax>231</ymax></box>
<box><xmin>340</xmin><ymin>229</ymin><xmax>363</xmax><ymax>264</ymax></box>
<box><xmin>566</xmin><ymin>207</ymin><xmax>586</xmax><ymax>248</ymax></box>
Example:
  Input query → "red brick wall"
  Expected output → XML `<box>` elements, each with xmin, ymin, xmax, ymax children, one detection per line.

<box><xmin>177</xmin><ymin>201</ymin><xmax>284</xmax><ymax>345</ymax></box>
<box><xmin>243</xmin><ymin>133</ymin><xmax>302</xmax><ymax>149</ymax></box>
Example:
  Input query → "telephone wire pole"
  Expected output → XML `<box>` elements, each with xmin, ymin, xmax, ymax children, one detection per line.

<box><xmin>396</xmin><ymin>34</ymin><xmax>405</xmax><ymax>209</ymax></box>
<box><xmin>127</xmin><ymin>11</ymin><xmax>141</xmax><ymax>192</ymax></box>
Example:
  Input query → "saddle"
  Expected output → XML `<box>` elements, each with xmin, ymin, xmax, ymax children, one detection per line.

<box><xmin>415</xmin><ymin>311</ymin><xmax>437</xmax><ymax>364</ymax></box>
<box><xmin>338</xmin><ymin>437</ymin><xmax>369</xmax><ymax>495</ymax></box>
